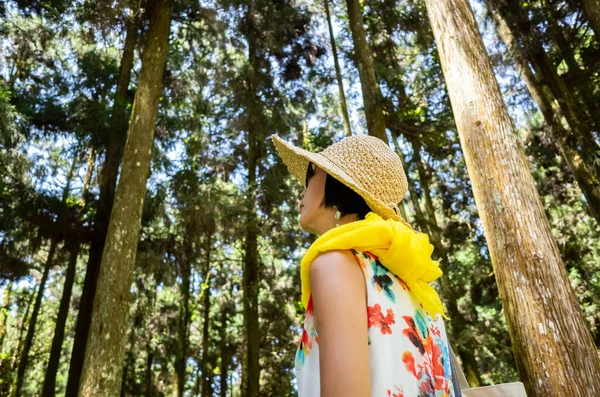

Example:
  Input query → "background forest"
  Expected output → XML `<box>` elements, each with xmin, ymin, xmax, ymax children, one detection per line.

<box><xmin>0</xmin><ymin>0</ymin><xmax>599</xmax><ymax>396</ymax></box>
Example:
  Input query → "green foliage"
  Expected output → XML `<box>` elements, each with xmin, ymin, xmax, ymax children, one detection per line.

<box><xmin>0</xmin><ymin>0</ymin><xmax>599</xmax><ymax>394</ymax></box>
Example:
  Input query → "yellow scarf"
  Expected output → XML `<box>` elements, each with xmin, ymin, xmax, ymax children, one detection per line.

<box><xmin>300</xmin><ymin>212</ymin><xmax>447</xmax><ymax>319</ymax></box>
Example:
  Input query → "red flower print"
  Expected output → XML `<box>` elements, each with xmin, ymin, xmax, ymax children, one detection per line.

<box><xmin>306</xmin><ymin>294</ymin><xmax>314</xmax><ymax>316</ymax></box>
<box><xmin>402</xmin><ymin>351</ymin><xmax>416</xmax><ymax>377</ymax></box>
<box><xmin>432</xmin><ymin>341</ymin><xmax>448</xmax><ymax>390</ymax></box>
<box><xmin>430</xmin><ymin>323</ymin><xmax>441</xmax><ymax>338</ymax></box>
<box><xmin>301</xmin><ymin>328</ymin><xmax>312</xmax><ymax>351</ymax></box>
<box><xmin>367</xmin><ymin>304</ymin><xmax>395</xmax><ymax>334</ymax></box>
<box><xmin>386</xmin><ymin>386</ymin><xmax>404</xmax><ymax>397</ymax></box>
<box><xmin>402</xmin><ymin>316</ymin><xmax>425</xmax><ymax>354</ymax></box>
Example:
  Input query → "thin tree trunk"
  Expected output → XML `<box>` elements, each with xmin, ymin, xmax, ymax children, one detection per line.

<box><xmin>174</xmin><ymin>251</ymin><xmax>191</xmax><ymax>397</ymax></box>
<box><xmin>78</xmin><ymin>1</ymin><xmax>172</xmax><ymax>395</ymax></box>
<box><xmin>144</xmin><ymin>342</ymin><xmax>154</xmax><ymax>397</ymax></box>
<box><xmin>11</xmin><ymin>287</ymin><xmax>34</xmax><ymax>371</ymax></box>
<box><xmin>0</xmin><ymin>281</ymin><xmax>13</xmax><ymax>351</ymax></box>
<box><xmin>324</xmin><ymin>0</ymin><xmax>352</xmax><ymax>137</ymax></box>
<box><xmin>486</xmin><ymin>0</ymin><xmax>600</xmax><ymax>225</ymax></box>
<box><xmin>11</xmin><ymin>240</ymin><xmax>58</xmax><ymax>397</ymax></box>
<box><xmin>219</xmin><ymin>306</ymin><xmax>232</xmax><ymax>397</ymax></box>
<box><xmin>242</xmin><ymin>3</ymin><xmax>261</xmax><ymax>397</ymax></box>
<box><xmin>424</xmin><ymin>0</ymin><xmax>600</xmax><ymax>395</ymax></box>
<box><xmin>200</xmin><ymin>236</ymin><xmax>213</xmax><ymax>397</ymax></box>
<box><xmin>345</xmin><ymin>0</ymin><xmax>387</xmax><ymax>141</ymax></box>
<box><xmin>12</xmin><ymin>152</ymin><xmax>78</xmax><ymax>397</ymax></box>
<box><xmin>411</xmin><ymin>139</ymin><xmax>483</xmax><ymax>387</ymax></box>
<box><xmin>44</xmin><ymin>148</ymin><xmax>95</xmax><ymax>397</ymax></box>
<box><xmin>66</xmin><ymin>13</ymin><xmax>139</xmax><ymax>395</ymax></box>
<box><xmin>42</xmin><ymin>244</ymin><xmax>78</xmax><ymax>397</ymax></box>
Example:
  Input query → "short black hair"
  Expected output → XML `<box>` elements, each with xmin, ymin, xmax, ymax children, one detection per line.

<box><xmin>305</xmin><ymin>162</ymin><xmax>372</xmax><ymax>220</ymax></box>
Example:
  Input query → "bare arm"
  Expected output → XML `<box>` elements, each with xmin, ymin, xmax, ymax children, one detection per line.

<box><xmin>310</xmin><ymin>249</ymin><xmax>371</xmax><ymax>397</ymax></box>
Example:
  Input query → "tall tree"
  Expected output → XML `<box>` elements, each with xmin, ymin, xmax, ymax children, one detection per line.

<box><xmin>345</xmin><ymin>0</ymin><xmax>387</xmax><ymax>140</ymax></box>
<box><xmin>324</xmin><ymin>0</ymin><xmax>352</xmax><ymax>137</ymax></box>
<box><xmin>242</xmin><ymin>4</ymin><xmax>261</xmax><ymax>396</ymax></box>
<box><xmin>43</xmin><ymin>148</ymin><xmax>95</xmax><ymax>396</ymax></box>
<box><xmin>0</xmin><ymin>281</ymin><xmax>12</xmax><ymax>351</ymax></box>
<box><xmin>66</xmin><ymin>10</ymin><xmax>139</xmax><ymax>395</ymax></box>
<box><xmin>486</xmin><ymin>0</ymin><xmax>600</xmax><ymax>170</ymax></box>
<box><xmin>485</xmin><ymin>0</ymin><xmax>600</xmax><ymax>226</ymax></box>
<box><xmin>78</xmin><ymin>0</ymin><xmax>172</xmax><ymax>394</ymax></box>
<box><xmin>423</xmin><ymin>0</ymin><xmax>600</xmax><ymax>396</ymax></box>
<box><xmin>11</xmin><ymin>154</ymin><xmax>78</xmax><ymax>397</ymax></box>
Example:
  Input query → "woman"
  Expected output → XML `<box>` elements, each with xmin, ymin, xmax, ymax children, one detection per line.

<box><xmin>271</xmin><ymin>134</ymin><xmax>456</xmax><ymax>397</ymax></box>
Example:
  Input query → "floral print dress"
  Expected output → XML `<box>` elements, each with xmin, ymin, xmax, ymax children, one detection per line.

<box><xmin>295</xmin><ymin>250</ymin><xmax>455</xmax><ymax>397</ymax></box>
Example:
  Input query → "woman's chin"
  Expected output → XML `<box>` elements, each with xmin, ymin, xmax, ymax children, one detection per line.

<box><xmin>298</xmin><ymin>213</ymin><xmax>311</xmax><ymax>233</ymax></box>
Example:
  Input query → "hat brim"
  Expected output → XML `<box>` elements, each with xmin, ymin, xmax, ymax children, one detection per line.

<box><xmin>271</xmin><ymin>134</ymin><xmax>413</xmax><ymax>228</ymax></box>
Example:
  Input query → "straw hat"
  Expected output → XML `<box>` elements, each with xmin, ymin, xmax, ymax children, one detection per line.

<box><xmin>271</xmin><ymin>134</ymin><xmax>413</xmax><ymax>229</ymax></box>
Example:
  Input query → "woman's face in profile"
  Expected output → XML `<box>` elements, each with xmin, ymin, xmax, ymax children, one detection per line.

<box><xmin>299</xmin><ymin>165</ymin><xmax>330</xmax><ymax>235</ymax></box>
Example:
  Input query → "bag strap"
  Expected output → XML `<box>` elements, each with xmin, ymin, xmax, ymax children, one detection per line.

<box><xmin>449</xmin><ymin>345</ymin><xmax>469</xmax><ymax>395</ymax></box>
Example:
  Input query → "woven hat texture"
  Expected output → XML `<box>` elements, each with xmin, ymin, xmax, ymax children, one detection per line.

<box><xmin>270</xmin><ymin>134</ymin><xmax>411</xmax><ymax>228</ymax></box>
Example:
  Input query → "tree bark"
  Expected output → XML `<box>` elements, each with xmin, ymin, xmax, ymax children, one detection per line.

<box><xmin>324</xmin><ymin>0</ymin><xmax>352</xmax><ymax>137</ymax></box>
<box><xmin>0</xmin><ymin>281</ymin><xmax>12</xmax><ymax>351</ymax></box>
<box><xmin>66</xmin><ymin>13</ymin><xmax>139</xmax><ymax>396</ymax></box>
<box><xmin>424</xmin><ymin>0</ymin><xmax>600</xmax><ymax>395</ymax></box>
<box><xmin>486</xmin><ymin>0</ymin><xmax>600</xmax><ymax>225</ymax></box>
<box><xmin>242</xmin><ymin>3</ymin><xmax>261</xmax><ymax>397</ymax></box>
<box><xmin>345</xmin><ymin>0</ymin><xmax>387</xmax><ymax>141</ymax></box>
<box><xmin>78</xmin><ymin>1</ymin><xmax>171</xmax><ymax>395</ymax></box>
<box><xmin>11</xmin><ymin>240</ymin><xmax>57</xmax><ymax>397</ymax></box>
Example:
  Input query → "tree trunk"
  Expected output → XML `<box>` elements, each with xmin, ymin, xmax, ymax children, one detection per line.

<box><xmin>486</xmin><ymin>0</ymin><xmax>600</xmax><ymax>225</ymax></box>
<box><xmin>66</xmin><ymin>13</ymin><xmax>139</xmax><ymax>396</ymax></box>
<box><xmin>580</xmin><ymin>0</ymin><xmax>600</xmax><ymax>39</ymax></box>
<box><xmin>78</xmin><ymin>1</ymin><xmax>171</xmax><ymax>395</ymax></box>
<box><xmin>44</xmin><ymin>147</ymin><xmax>95</xmax><ymax>397</ymax></box>
<box><xmin>12</xmin><ymin>153</ymin><xmax>78</xmax><ymax>396</ymax></box>
<box><xmin>242</xmin><ymin>4</ymin><xmax>261</xmax><ymax>397</ymax></box>
<box><xmin>424</xmin><ymin>0</ymin><xmax>600</xmax><ymax>395</ymax></box>
<box><xmin>144</xmin><ymin>342</ymin><xmax>154</xmax><ymax>397</ymax></box>
<box><xmin>11</xmin><ymin>286</ymin><xmax>34</xmax><ymax>371</ymax></box>
<box><xmin>411</xmin><ymin>139</ymin><xmax>483</xmax><ymax>387</ymax></box>
<box><xmin>544</xmin><ymin>4</ymin><xmax>598</xmax><ymax>125</ymax></box>
<box><xmin>324</xmin><ymin>0</ymin><xmax>352</xmax><ymax>137</ymax></box>
<box><xmin>0</xmin><ymin>281</ymin><xmax>13</xmax><ymax>351</ymax></box>
<box><xmin>11</xmin><ymin>240</ymin><xmax>58</xmax><ymax>397</ymax></box>
<box><xmin>345</xmin><ymin>0</ymin><xmax>387</xmax><ymax>141</ymax></box>
<box><xmin>200</xmin><ymin>237</ymin><xmax>213</xmax><ymax>397</ymax></box>
<box><xmin>174</xmin><ymin>252</ymin><xmax>191</xmax><ymax>397</ymax></box>
<box><xmin>42</xmin><ymin>244</ymin><xmax>78</xmax><ymax>397</ymax></box>
<box><xmin>219</xmin><ymin>306</ymin><xmax>232</xmax><ymax>397</ymax></box>
<box><xmin>485</xmin><ymin>0</ymin><xmax>600</xmax><ymax>168</ymax></box>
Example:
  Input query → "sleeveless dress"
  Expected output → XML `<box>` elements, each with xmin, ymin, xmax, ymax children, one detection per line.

<box><xmin>295</xmin><ymin>250</ymin><xmax>455</xmax><ymax>397</ymax></box>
